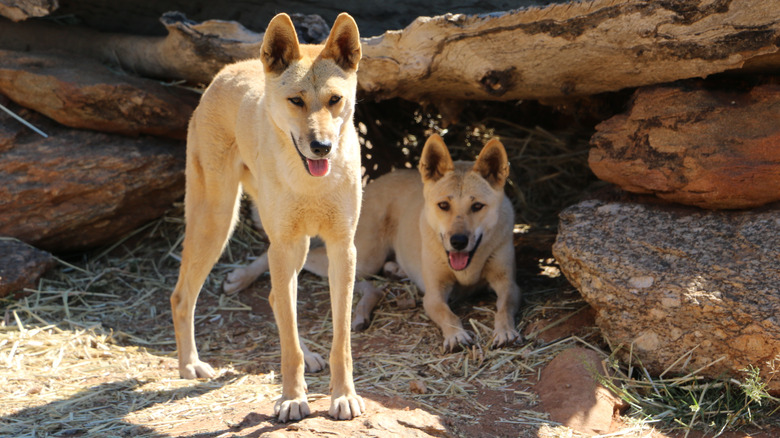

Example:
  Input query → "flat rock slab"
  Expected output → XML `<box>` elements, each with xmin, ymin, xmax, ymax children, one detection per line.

<box><xmin>535</xmin><ymin>347</ymin><xmax>624</xmax><ymax>436</ymax></box>
<box><xmin>0</xmin><ymin>238</ymin><xmax>54</xmax><ymax>298</ymax></box>
<box><xmin>553</xmin><ymin>199</ymin><xmax>780</xmax><ymax>391</ymax></box>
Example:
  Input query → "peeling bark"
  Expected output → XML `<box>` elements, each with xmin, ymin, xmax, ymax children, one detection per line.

<box><xmin>359</xmin><ymin>0</ymin><xmax>780</xmax><ymax>102</ymax></box>
<box><xmin>0</xmin><ymin>0</ymin><xmax>778</xmax><ymax>101</ymax></box>
<box><xmin>0</xmin><ymin>0</ymin><xmax>57</xmax><ymax>22</ymax></box>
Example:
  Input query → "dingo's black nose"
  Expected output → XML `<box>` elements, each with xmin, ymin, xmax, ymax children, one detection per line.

<box><xmin>310</xmin><ymin>140</ymin><xmax>332</xmax><ymax>157</ymax></box>
<box><xmin>450</xmin><ymin>234</ymin><xmax>469</xmax><ymax>251</ymax></box>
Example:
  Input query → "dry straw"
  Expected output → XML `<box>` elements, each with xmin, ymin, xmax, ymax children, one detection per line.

<box><xmin>0</xmin><ymin>196</ymin><xmax>605</xmax><ymax>436</ymax></box>
<box><xmin>2</xmin><ymin>100</ymin><xmax>775</xmax><ymax>437</ymax></box>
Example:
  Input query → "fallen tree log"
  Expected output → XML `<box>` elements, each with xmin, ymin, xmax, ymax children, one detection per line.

<box><xmin>0</xmin><ymin>0</ymin><xmax>778</xmax><ymax>102</ymax></box>
<box><xmin>360</xmin><ymin>0</ymin><xmax>780</xmax><ymax>102</ymax></box>
<box><xmin>0</xmin><ymin>50</ymin><xmax>198</xmax><ymax>139</ymax></box>
<box><xmin>0</xmin><ymin>12</ymin><xmax>326</xmax><ymax>85</ymax></box>
<box><xmin>0</xmin><ymin>99</ymin><xmax>185</xmax><ymax>252</ymax></box>
<box><xmin>0</xmin><ymin>0</ymin><xmax>57</xmax><ymax>22</ymax></box>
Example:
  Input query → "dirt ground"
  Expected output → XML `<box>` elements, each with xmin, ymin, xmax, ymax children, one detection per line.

<box><xmin>3</xmin><ymin>200</ymin><xmax>778</xmax><ymax>437</ymax></box>
<box><xmin>0</xmin><ymin>204</ymin><xmax>596</xmax><ymax>437</ymax></box>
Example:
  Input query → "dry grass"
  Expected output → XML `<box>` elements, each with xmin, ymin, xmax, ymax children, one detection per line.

<box><xmin>0</xmin><ymin>194</ymin><xmax>602</xmax><ymax>436</ymax></box>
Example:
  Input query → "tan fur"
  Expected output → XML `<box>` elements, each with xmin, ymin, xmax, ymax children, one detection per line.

<box><xmin>228</xmin><ymin>135</ymin><xmax>521</xmax><ymax>352</ymax></box>
<box><xmin>170</xmin><ymin>13</ymin><xmax>364</xmax><ymax>422</ymax></box>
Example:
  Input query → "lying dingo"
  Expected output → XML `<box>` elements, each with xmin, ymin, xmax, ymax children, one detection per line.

<box><xmin>227</xmin><ymin>135</ymin><xmax>521</xmax><ymax>352</ymax></box>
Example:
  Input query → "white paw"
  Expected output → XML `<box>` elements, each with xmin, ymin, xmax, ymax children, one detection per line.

<box><xmin>492</xmin><ymin>327</ymin><xmax>521</xmax><ymax>348</ymax></box>
<box><xmin>382</xmin><ymin>261</ymin><xmax>407</xmax><ymax>279</ymax></box>
<box><xmin>304</xmin><ymin>350</ymin><xmax>327</xmax><ymax>373</ymax></box>
<box><xmin>442</xmin><ymin>330</ymin><xmax>474</xmax><ymax>352</ymax></box>
<box><xmin>329</xmin><ymin>393</ymin><xmax>365</xmax><ymax>420</ymax></box>
<box><xmin>179</xmin><ymin>359</ymin><xmax>216</xmax><ymax>379</ymax></box>
<box><xmin>223</xmin><ymin>267</ymin><xmax>254</xmax><ymax>295</ymax></box>
<box><xmin>275</xmin><ymin>397</ymin><xmax>311</xmax><ymax>422</ymax></box>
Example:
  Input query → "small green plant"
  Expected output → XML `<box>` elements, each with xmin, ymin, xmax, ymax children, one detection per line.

<box><xmin>597</xmin><ymin>347</ymin><xmax>780</xmax><ymax>437</ymax></box>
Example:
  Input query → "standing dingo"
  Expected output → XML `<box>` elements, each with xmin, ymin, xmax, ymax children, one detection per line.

<box><xmin>169</xmin><ymin>13</ymin><xmax>364</xmax><ymax>422</ymax></box>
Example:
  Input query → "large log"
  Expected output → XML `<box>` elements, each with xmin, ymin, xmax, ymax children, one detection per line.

<box><xmin>0</xmin><ymin>50</ymin><xmax>198</xmax><ymax>139</ymax></box>
<box><xmin>0</xmin><ymin>0</ymin><xmax>57</xmax><ymax>22</ymax></box>
<box><xmin>359</xmin><ymin>0</ymin><xmax>780</xmax><ymax>102</ymax></box>
<box><xmin>0</xmin><ymin>99</ymin><xmax>185</xmax><ymax>252</ymax></box>
<box><xmin>0</xmin><ymin>12</ymin><xmax>328</xmax><ymax>85</ymax></box>
<box><xmin>1</xmin><ymin>0</ymin><xmax>778</xmax><ymax>101</ymax></box>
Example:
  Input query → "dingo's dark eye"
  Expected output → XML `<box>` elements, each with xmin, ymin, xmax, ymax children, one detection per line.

<box><xmin>471</xmin><ymin>202</ymin><xmax>485</xmax><ymax>212</ymax></box>
<box><xmin>288</xmin><ymin>97</ymin><xmax>304</xmax><ymax>107</ymax></box>
<box><xmin>437</xmin><ymin>201</ymin><xmax>450</xmax><ymax>211</ymax></box>
<box><xmin>329</xmin><ymin>95</ymin><xmax>342</xmax><ymax>106</ymax></box>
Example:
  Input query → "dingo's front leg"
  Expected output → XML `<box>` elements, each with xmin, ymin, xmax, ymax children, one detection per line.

<box><xmin>325</xmin><ymin>239</ymin><xmax>365</xmax><ymax>420</ymax></box>
<box><xmin>422</xmin><ymin>280</ymin><xmax>474</xmax><ymax>352</ymax></box>
<box><xmin>488</xmin><ymin>276</ymin><xmax>521</xmax><ymax>348</ymax></box>
<box><xmin>268</xmin><ymin>237</ymin><xmax>310</xmax><ymax>422</ymax></box>
<box><xmin>484</xmin><ymin>243</ymin><xmax>521</xmax><ymax>348</ymax></box>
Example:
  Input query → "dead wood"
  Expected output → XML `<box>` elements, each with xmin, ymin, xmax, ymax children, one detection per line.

<box><xmin>0</xmin><ymin>99</ymin><xmax>185</xmax><ymax>252</ymax></box>
<box><xmin>0</xmin><ymin>12</ymin><xmax>326</xmax><ymax>85</ymax></box>
<box><xmin>1</xmin><ymin>1</ymin><xmax>778</xmax><ymax>100</ymax></box>
<box><xmin>0</xmin><ymin>50</ymin><xmax>198</xmax><ymax>139</ymax></box>
<box><xmin>359</xmin><ymin>0</ymin><xmax>780</xmax><ymax>102</ymax></box>
<box><xmin>0</xmin><ymin>0</ymin><xmax>57</xmax><ymax>22</ymax></box>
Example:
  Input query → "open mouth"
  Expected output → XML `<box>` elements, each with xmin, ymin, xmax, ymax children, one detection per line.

<box><xmin>291</xmin><ymin>134</ymin><xmax>330</xmax><ymax>177</ymax></box>
<box><xmin>446</xmin><ymin>235</ymin><xmax>482</xmax><ymax>271</ymax></box>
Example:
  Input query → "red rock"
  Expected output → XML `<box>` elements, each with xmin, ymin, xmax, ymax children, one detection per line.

<box><xmin>0</xmin><ymin>99</ymin><xmax>184</xmax><ymax>252</ymax></box>
<box><xmin>535</xmin><ymin>347</ymin><xmax>625</xmax><ymax>436</ymax></box>
<box><xmin>589</xmin><ymin>82</ymin><xmax>780</xmax><ymax>209</ymax></box>
<box><xmin>0</xmin><ymin>50</ymin><xmax>198</xmax><ymax>139</ymax></box>
<box><xmin>0</xmin><ymin>238</ymin><xmax>54</xmax><ymax>298</ymax></box>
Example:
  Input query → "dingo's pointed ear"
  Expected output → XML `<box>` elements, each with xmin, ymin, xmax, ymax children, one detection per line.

<box><xmin>321</xmin><ymin>13</ymin><xmax>361</xmax><ymax>71</ymax></box>
<box><xmin>419</xmin><ymin>134</ymin><xmax>454</xmax><ymax>183</ymax></box>
<box><xmin>473</xmin><ymin>138</ymin><xmax>509</xmax><ymax>189</ymax></box>
<box><xmin>261</xmin><ymin>13</ymin><xmax>302</xmax><ymax>75</ymax></box>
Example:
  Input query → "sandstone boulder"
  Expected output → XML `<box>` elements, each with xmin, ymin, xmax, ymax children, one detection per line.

<box><xmin>535</xmin><ymin>347</ymin><xmax>624</xmax><ymax>436</ymax></box>
<box><xmin>0</xmin><ymin>100</ymin><xmax>185</xmax><ymax>252</ymax></box>
<box><xmin>0</xmin><ymin>50</ymin><xmax>199</xmax><ymax>139</ymax></box>
<box><xmin>553</xmin><ymin>198</ymin><xmax>780</xmax><ymax>391</ymax></box>
<box><xmin>589</xmin><ymin>82</ymin><xmax>780</xmax><ymax>209</ymax></box>
<box><xmin>0</xmin><ymin>238</ymin><xmax>55</xmax><ymax>298</ymax></box>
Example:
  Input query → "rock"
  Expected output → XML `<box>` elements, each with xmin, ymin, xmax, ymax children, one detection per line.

<box><xmin>0</xmin><ymin>238</ymin><xmax>55</xmax><ymax>298</ymax></box>
<box><xmin>535</xmin><ymin>347</ymin><xmax>624</xmax><ymax>436</ymax></box>
<box><xmin>0</xmin><ymin>99</ymin><xmax>185</xmax><ymax>252</ymax></box>
<box><xmin>0</xmin><ymin>50</ymin><xmax>199</xmax><ymax>139</ymax></box>
<box><xmin>0</xmin><ymin>0</ymin><xmax>57</xmax><ymax>22</ymax></box>
<box><xmin>553</xmin><ymin>199</ymin><xmax>780</xmax><ymax>391</ymax></box>
<box><xmin>589</xmin><ymin>81</ymin><xmax>780</xmax><ymax>209</ymax></box>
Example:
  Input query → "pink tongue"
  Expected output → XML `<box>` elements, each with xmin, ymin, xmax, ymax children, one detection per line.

<box><xmin>449</xmin><ymin>252</ymin><xmax>469</xmax><ymax>271</ymax></box>
<box><xmin>307</xmin><ymin>158</ymin><xmax>330</xmax><ymax>177</ymax></box>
